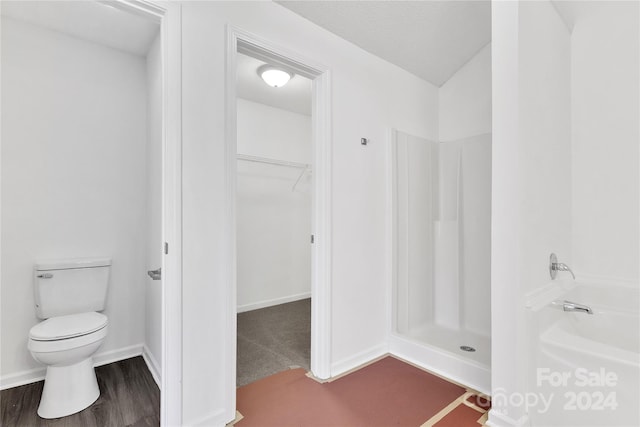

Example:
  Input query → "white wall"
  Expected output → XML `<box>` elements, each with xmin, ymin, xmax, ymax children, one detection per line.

<box><xmin>438</xmin><ymin>43</ymin><xmax>492</xmax><ymax>337</ymax></box>
<box><xmin>237</xmin><ymin>98</ymin><xmax>311</xmax><ymax>163</ymax></box>
<box><xmin>179</xmin><ymin>2</ymin><xmax>438</xmax><ymax>424</ymax></box>
<box><xmin>517</xmin><ymin>1</ymin><xmax>572</xmax><ymax>295</ymax></box>
<box><xmin>570</xmin><ymin>2</ymin><xmax>639</xmax><ymax>283</ymax></box>
<box><xmin>236</xmin><ymin>98</ymin><xmax>311</xmax><ymax>311</ymax></box>
<box><xmin>490</xmin><ymin>1</ymin><xmax>571</xmax><ymax>425</ymax></box>
<box><xmin>439</xmin><ymin>43</ymin><xmax>492</xmax><ymax>142</ymax></box>
<box><xmin>144</xmin><ymin>33</ymin><xmax>162</xmax><ymax>381</ymax></box>
<box><xmin>1</xmin><ymin>18</ymin><xmax>147</xmax><ymax>384</ymax></box>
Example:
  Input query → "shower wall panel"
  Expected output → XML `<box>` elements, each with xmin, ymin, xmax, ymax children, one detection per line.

<box><xmin>393</xmin><ymin>131</ymin><xmax>438</xmax><ymax>334</ymax></box>
<box><xmin>393</xmin><ymin>131</ymin><xmax>491</xmax><ymax>338</ymax></box>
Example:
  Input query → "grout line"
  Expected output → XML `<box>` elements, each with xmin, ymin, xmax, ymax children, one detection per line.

<box><xmin>420</xmin><ymin>391</ymin><xmax>475</xmax><ymax>427</ymax></box>
<box><xmin>477</xmin><ymin>411</ymin><xmax>489</xmax><ymax>426</ymax></box>
<box><xmin>461</xmin><ymin>398</ymin><xmax>487</xmax><ymax>413</ymax></box>
<box><xmin>226</xmin><ymin>410</ymin><xmax>244</xmax><ymax>426</ymax></box>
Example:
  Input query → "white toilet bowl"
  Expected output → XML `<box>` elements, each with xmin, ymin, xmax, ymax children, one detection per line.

<box><xmin>28</xmin><ymin>312</ymin><xmax>108</xmax><ymax>419</ymax></box>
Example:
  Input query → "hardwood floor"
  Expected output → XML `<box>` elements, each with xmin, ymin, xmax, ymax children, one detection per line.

<box><xmin>0</xmin><ymin>356</ymin><xmax>159</xmax><ymax>427</ymax></box>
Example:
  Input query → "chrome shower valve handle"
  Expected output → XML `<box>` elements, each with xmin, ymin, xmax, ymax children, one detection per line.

<box><xmin>549</xmin><ymin>253</ymin><xmax>576</xmax><ymax>280</ymax></box>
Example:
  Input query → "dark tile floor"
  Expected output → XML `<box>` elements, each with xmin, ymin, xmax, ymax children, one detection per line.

<box><xmin>0</xmin><ymin>356</ymin><xmax>159</xmax><ymax>427</ymax></box>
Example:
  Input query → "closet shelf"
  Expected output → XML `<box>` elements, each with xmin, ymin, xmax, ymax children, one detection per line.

<box><xmin>237</xmin><ymin>153</ymin><xmax>309</xmax><ymax>169</ymax></box>
<box><xmin>237</xmin><ymin>153</ymin><xmax>311</xmax><ymax>192</ymax></box>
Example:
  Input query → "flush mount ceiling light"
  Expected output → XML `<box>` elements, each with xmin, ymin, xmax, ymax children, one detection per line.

<box><xmin>258</xmin><ymin>65</ymin><xmax>293</xmax><ymax>88</ymax></box>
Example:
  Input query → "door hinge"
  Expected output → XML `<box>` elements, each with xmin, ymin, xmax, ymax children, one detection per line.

<box><xmin>164</xmin><ymin>242</ymin><xmax>169</xmax><ymax>254</ymax></box>
<box><xmin>311</xmin><ymin>235</ymin><xmax>314</xmax><ymax>244</ymax></box>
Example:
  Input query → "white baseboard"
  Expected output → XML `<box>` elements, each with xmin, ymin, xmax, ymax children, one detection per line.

<box><xmin>1</xmin><ymin>366</ymin><xmax>47</xmax><ymax>391</ymax></box>
<box><xmin>142</xmin><ymin>345</ymin><xmax>161</xmax><ymax>388</ymax></box>
<box><xmin>185</xmin><ymin>408</ymin><xmax>226</xmax><ymax>427</ymax></box>
<box><xmin>330</xmin><ymin>343</ymin><xmax>388</xmax><ymax>378</ymax></box>
<box><xmin>0</xmin><ymin>343</ymin><xmax>144</xmax><ymax>390</ymax></box>
<box><xmin>237</xmin><ymin>292</ymin><xmax>311</xmax><ymax>313</ymax></box>
<box><xmin>93</xmin><ymin>343</ymin><xmax>144</xmax><ymax>368</ymax></box>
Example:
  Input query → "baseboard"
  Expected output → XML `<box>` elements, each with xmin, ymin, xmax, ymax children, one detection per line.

<box><xmin>93</xmin><ymin>343</ymin><xmax>144</xmax><ymax>368</ymax></box>
<box><xmin>0</xmin><ymin>366</ymin><xmax>46</xmax><ymax>390</ymax></box>
<box><xmin>330</xmin><ymin>343</ymin><xmax>388</xmax><ymax>378</ymax></box>
<box><xmin>485</xmin><ymin>409</ymin><xmax>529</xmax><ymax>427</ymax></box>
<box><xmin>142</xmin><ymin>345</ymin><xmax>161</xmax><ymax>388</ymax></box>
<box><xmin>237</xmin><ymin>292</ymin><xmax>311</xmax><ymax>313</ymax></box>
<box><xmin>186</xmin><ymin>407</ymin><xmax>226</xmax><ymax>427</ymax></box>
<box><xmin>0</xmin><ymin>343</ymin><xmax>144</xmax><ymax>390</ymax></box>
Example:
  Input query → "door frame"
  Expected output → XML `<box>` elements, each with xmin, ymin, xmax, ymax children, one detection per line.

<box><xmin>224</xmin><ymin>25</ymin><xmax>333</xmax><ymax>420</ymax></box>
<box><xmin>111</xmin><ymin>1</ymin><xmax>183</xmax><ymax>425</ymax></box>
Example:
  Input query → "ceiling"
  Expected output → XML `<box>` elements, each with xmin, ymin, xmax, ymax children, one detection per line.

<box><xmin>2</xmin><ymin>1</ymin><xmax>490</xmax><ymax>113</ymax></box>
<box><xmin>276</xmin><ymin>0</ymin><xmax>491</xmax><ymax>87</ymax></box>
<box><xmin>1</xmin><ymin>1</ymin><xmax>159</xmax><ymax>56</ymax></box>
<box><xmin>241</xmin><ymin>1</ymin><xmax>491</xmax><ymax>115</ymax></box>
<box><xmin>237</xmin><ymin>53</ymin><xmax>313</xmax><ymax>116</ymax></box>
<box><xmin>551</xmin><ymin>0</ymin><xmax>635</xmax><ymax>32</ymax></box>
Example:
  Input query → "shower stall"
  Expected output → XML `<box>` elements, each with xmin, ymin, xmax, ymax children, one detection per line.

<box><xmin>390</xmin><ymin>129</ymin><xmax>492</xmax><ymax>393</ymax></box>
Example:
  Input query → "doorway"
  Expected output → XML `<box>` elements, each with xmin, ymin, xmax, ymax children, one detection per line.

<box><xmin>235</xmin><ymin>51</ymin><xmax>313</xmax><ymax>386</ymax></box>
<box><xmin>224</xmin><ymin>27</ymin><xmax>332</xmax><ymax>416</ymax></box>
<box><xmin>0</xmin><ymin>1</ymin><xmax>182</xmax><ymax>425</ymax></box>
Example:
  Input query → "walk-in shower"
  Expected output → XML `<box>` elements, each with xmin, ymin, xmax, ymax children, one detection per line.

<box><xmin>390</xmin><ymin>129</ymin><xmax>492</xmax><ymax>393</ymax></box>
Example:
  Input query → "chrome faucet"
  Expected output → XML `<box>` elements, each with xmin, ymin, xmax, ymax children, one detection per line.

<box><xmin>549</xmin><ymin>253</ymin><xmax>575</xmax><ymax>280</ymax></box>
<box><xmin>562</xmin><ymin>300</ymin><xmax>593</xmax><ymax>315</ymax></box>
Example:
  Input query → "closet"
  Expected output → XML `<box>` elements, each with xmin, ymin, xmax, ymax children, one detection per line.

<box><xmin>235</xmin><ymin>52</ymin><xmax>312</xmax><ymax>386</ymax></box>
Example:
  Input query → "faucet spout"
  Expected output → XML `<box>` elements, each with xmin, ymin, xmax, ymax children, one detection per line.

<box><xmin>563</xmin><ymin>300</ymin><xmax>593</xmax><ymax>315</ymax></box>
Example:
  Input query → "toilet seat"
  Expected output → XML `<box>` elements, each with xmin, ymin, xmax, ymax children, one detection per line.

<box><xmin>28</xmin><ymin>312</ymin><xmax>108</xmax><ymax>354</ymax></box>
<box><xmin>30</xmin><ymin>312</ymin><xmax>107</xmax><ymax>341</ymax></box>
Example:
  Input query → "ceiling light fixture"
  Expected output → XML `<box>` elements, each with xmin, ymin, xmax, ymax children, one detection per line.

<box><xmin>258</xmin><ymin>65</ymin><xmax>293</xmax><ymax>88</ymax></box>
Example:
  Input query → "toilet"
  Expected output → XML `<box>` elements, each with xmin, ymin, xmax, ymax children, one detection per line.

<box><xmin>28</xmin><ymin>257</ymin><xmax>111</xmax><ymax>419</ymax></box>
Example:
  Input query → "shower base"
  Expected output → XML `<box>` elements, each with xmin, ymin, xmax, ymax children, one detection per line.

<box><xmin>389</xmin><ymin>324</ymin><xmax>491</xmax><ymax>394</ymax></box>
<box><xmin>405</xmin><ymin>324</ymin><xmax>490</xmax><ymax>367</ymax></box>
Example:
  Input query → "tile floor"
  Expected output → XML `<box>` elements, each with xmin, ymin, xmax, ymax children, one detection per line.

<box><xmin>235</xmin><ymin>355</ymin><xmax>490</xmax><ymax>426</ymax></box>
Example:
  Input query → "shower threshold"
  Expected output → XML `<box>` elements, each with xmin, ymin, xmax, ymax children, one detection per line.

<box><xmin>404</xmin><ymin>324</ymin><xmax>491</xmax><ymax>367</ymax></box>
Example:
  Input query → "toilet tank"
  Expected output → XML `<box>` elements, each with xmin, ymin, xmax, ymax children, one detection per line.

<box><xmin>34</xmin><ymin>257</ymin><xmax>111</xmax><ymax>319</ymax></box>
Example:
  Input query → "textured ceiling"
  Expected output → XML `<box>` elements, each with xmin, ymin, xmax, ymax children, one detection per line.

<box><xmin>1</xmin><ymin>1</ymin><xmax>159</xmax><ymax>56</ymax></box>
<box><xmin>277</xmin><ymin>0</ymin><xmax>491</xmax><ymax>87</ymax></box>
<box><xmin>237</xmin><ymin>53</ymin><xmax>312</xmax><ymax>116</ymax></box>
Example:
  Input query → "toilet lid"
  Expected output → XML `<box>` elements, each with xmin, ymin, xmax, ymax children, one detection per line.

<box><xmin>29</xmin><ymin>312</ymin><xmax>108</xmax><ymax>341</ymax></box>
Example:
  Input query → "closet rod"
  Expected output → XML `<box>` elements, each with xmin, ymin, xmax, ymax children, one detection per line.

<box><xmin>237</xmin><ymin>153</ymin><xmax>309</xmax><ymax>169</ymax></box>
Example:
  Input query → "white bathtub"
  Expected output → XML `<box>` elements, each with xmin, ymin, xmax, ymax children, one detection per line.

<box><xmin>528</xmin><ymin>281</ymin><xmax>640</xmax><ymax>427</ymax></box>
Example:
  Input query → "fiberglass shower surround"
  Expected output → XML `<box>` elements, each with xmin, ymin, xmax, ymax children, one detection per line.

<box><xmin>393</xmin><ymin>130</ymin><xmax>491</xmax><ymax>366</ymax></box>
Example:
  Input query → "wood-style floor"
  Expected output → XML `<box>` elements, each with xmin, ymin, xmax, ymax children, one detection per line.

<box><xmin>0</xmin><ymin>356</ymin><xmax>159</xmax><ymax>427</ymax></box>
